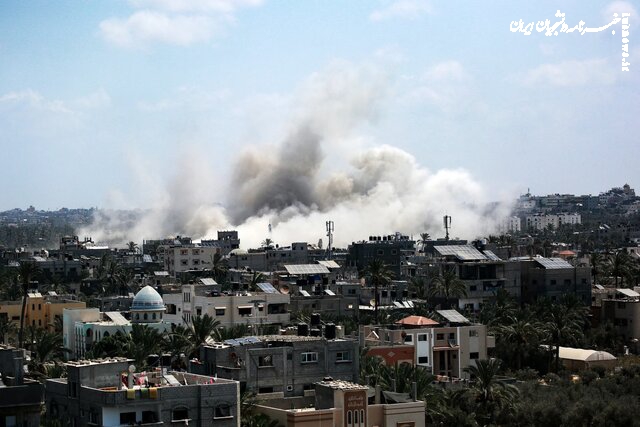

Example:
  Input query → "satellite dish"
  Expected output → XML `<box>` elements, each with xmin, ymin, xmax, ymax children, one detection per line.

<box><xmin>369</xmin><ymin>299</ymin><xmax>376</xmax><ymax>307</ymax></box>
<box><xmin>128</xmin><ymin>365</ymin><xmax>136</xmax><ymax>373</ymax></box>
<box><xmin>280</xmin><ymin>285</ymin><xmax>290</xmax><ymax>294</ymax></box>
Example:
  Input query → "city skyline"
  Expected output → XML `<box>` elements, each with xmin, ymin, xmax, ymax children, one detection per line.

<box><xmin>1</xmin><ymin>1</ymin><xmax>638</xmax><ymax>245</ymax></box>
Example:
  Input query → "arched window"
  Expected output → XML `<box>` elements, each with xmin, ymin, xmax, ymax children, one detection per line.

<box><xmin>144</xmin><ymin>313</ymin><xmax>148</xmax><ymax>321</ymax></box>
<box><xmin>103</xmin><ymin>331</ymin><xmax>110</xmax><ymax>338</ymax></box>
<box><xmin>86</xmin><ymin>329</ymin><xmax>93</xmax><ymax>338</ymax></box>
<box><xmin>152</xmin><ymin>313</ymin><xmax>156</xmax><ymax>320</ymax></box>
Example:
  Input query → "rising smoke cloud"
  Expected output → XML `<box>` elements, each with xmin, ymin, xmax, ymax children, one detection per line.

<box><xmin>80</xmin><ymin>60</ymin><xmax>514</xmax><ymax>248</ymax></box>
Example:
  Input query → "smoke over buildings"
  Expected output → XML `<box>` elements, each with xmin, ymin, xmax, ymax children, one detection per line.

<box><xmin>80</xmin><ymin>61</ymin><xmax>514</xmax><ymax>248</ymax></box>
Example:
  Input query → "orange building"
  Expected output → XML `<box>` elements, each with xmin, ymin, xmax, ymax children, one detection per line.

<box><xmin>0</xmin><ymin>291</ymin><xmax>85</xmax><ymax>332</ymax></box>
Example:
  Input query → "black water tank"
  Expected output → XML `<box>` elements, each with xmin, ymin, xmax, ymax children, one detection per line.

<box><xmin>324</xmin><ymin>323</ymin><xmax>336</xmax><ymax>340</ymax></box>
<box><xmin>310</xmin><ymin>313</ymin><xmax>321</xmax><ymax>326</ymax></box>
<box><xmin>297</xmin><ymin>323</ymin><xmax>309</xmax><ymax>336</ymax></box>
<box><xmin>310</xmin><ymin>328</ymin><xmax>322</xmax><ymax>337</ymax></box>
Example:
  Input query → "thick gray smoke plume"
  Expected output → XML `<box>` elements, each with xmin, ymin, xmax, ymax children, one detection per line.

<box><xmin>81</xmin><ymin>60</ymin><xmax>514</xmax><ymax>248</ymax></box>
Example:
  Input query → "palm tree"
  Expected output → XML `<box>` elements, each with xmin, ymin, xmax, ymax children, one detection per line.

<box><xmin>418</xmin><ymin>232</ymin><xmax>431</xmax><ymax>253</ymax></box>
<box><xmin>31</xmin><ymin>329</ymin><xmax>67</xmax><ymax>366</ymax></box>
<box><xmin>428</xmin><ymin>266</ymin><xmax>467</xmax><ymax>309</ymax></box>
<box><xmin>247</xmin><ymin>271</ymin><xmax>266</xmax><ymax>291</ymax></box>
<box><xmin>115</xmin><ymin>268</ymin><xmax>134</xmax><ymax>296</ymax></box>
<box><xmin>17</xmin><ymin>261</ymin><xmax>40</xmax><ymax>349</ymax></box>
<box><xmin>543</xmin><ymin>303</ymin><xmax>584</xmax><ymax>372</ymax></box>
<box><xmin>364</xmin><ymin>259</ymin><xmax>394</xmax><ymax>324</ymax></box>
<box><xmin>608</xmin><ymin>250</ymin><xmax>632</xmax><ymax>287</ymax></box>
<box><xmin>211</xmin><ymin>253</ymin><xmax>229</xmax><ymax>283</ymax></box>
<box><xmin>494</xmin><ymin>315</ymin><xmax>541</xmax><ymax>370</ymax></box>
<box><xmin>465</xmin><ymin>358</ymin><xmax>519</xmax><ymax>425</ymax></box>
<box><xmin>590</xmin><ymin>252</ymin><xmax>603</xmax><ymax>286</ymax></box>
<box><xmin>126</xmin><ymin>324</ymin><xmax>163</xmax><ymax>367</ymax></box>
<box><xmin>261</xmin><ymin>238</ymin><xmax>274</xmax><ymax>250</ymax></box>
<box><xmin>409</xmin><ymin>276</ymin><xmax>428</xmax><ymax>300</ymax></box>
<box><xmin>127</xmin><ymin>241</ymin><xmax>138</xmax><ymax>253</ymax></box>
<box><xmin>162</xmin><ymin>324</ymin><xmax>191</xmax><ymax>368</ymax></box>
<box><xmin>187</xmin><ymin>314</ymin><xmax>220</xmax><ymax>356</ymax></box>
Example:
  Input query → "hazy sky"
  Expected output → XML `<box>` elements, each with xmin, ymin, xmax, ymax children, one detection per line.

<box><xmin>1</xmin><ymin>0</ymin><xmax>638</xmax><ymax>212</ymax></box>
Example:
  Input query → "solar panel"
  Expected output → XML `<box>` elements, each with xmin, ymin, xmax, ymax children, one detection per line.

<box><xmin>483</xmin><ymin>250</ymin><xmax>502</xmax><ymax>261</ymax></box>
<box><xmin>199</xmin><ymin>278</ymin><xmax>218</xmax><ymax>286</ymax></box>
<box><xmin>435</xmin><ymin>245</ymin><xmax>487</xmax><ymax>261</ymax></box>
<box><xmin>393</xmin><ymin>301</ymin><xmax>404</xmax><ymax>308</ymax></box>
<box><xmin>318</xmin><ymin>260</ymin><xmax>340</xmax><ymax>269</ymax></box>
<box><xmin>300</xmin><ymin>290</ymin><xmax>311</xmax><ymax>297</ymax></box>
<box><xmin>437</xmin><ymin>310</ymin><xmax>471</xmax><ymax>324</ymax></box>
<box><xmin>595</xmin><ymin>284</ymin><xmax>605</xmax><ymax>290</ymax></box>
<box><xmin>257</xmin><ymin>282</ymin><xmax>279</xmax><ymax>294</ymax></box>
<box><xmin>285</xmin><ymin>264</ymin><xmax>330</xmax><ymax>275</ymax></box>
<box><xmin>325</xmin><ymin>289</ymin><xmax>336</xmax><ymax>296</ymax></box>
<box><xmin>143</xmin><ymin>255</ymin><xmax>153</xmax><ymax>263</ymax></box>
<box><xmin>402</xmin><ymin>301</ymin><xmax>411</xmax><ymax>308</ymax></box>
<box><xmin>536</xmin><ymin>257</ymin><xmax>572</xmax><ymax>269</ymax></box>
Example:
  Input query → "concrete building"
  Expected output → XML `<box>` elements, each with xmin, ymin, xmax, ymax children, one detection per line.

<box><xmin>201</xmin><ymin>230</ymin><xmax>241</xmax><ymax>256</ymax></box>
<box><xmin>256</xmin><ymin>379</ymin><xmax>425</xmax><ymax>427</ymax></box>
<box><xmin>64</xmin><ymin>286</ymin><xmax>170</xmax><ymax>360</ymax></box>
<box><xmin>347</xmin><ymin>235</ymin><xmax>416</xmax><ymax>278</ymax></box>
<box><xmin>600</xmin><ymin>288</ymin><xmax>640</xmax><ymax>350</ymax></box>
<box><xmin>0</xmin><ymin>345</ymin><xmax>43</xmax><ymax>427</ymax></box>
<box><xmin>159</xmin><ymin>243</ymin><xmax>221</xmax><ymax>276</ymax></box>
<box><xmin>429</xmin><ymin>244</ymin><xmax>521</xmax><ymax>311</ymax></box>
<box><xmin>362</xmin><ymin>311</ymin><xmax>495</xmax><ymax>380</ymax></box>
<box><xmin>525</xmin><ymin>213</ymin><xmax>581</xmax><ymax>231</ymax></box>
<box><xmin>163</xmin><ymin>283</ymin><xmax>290</xmax><ymax>328</ymax></box>
<box><xmin>515</xmin><ymin>256</ymin><xmax>591</xmax><ymax>305</ymax></box>
<box><xmin>196</xmin><ymin>334</ymin><xmax>359</xmax><ymax>397</ymax></box>
<box><xmin>45</xmin><ymin>358</ymin><xmax>240</xmax><ymax>427</ymax></box>
<box><xmin>0</xmin><ymin>291</ymin><xmax>85</xmax><ymax>331</ymax></box>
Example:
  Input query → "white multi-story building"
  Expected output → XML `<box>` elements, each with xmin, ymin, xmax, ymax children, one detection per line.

<box><xmin>500</xmin><ymin>216</ymin><xmax>521</xmax><ymax>233</ymax></box>
<box><xmin>362</xmin><ymin>310</ymin><xmax>495</xmax><ymax>380</ymax></box>
<box><xmin>159</xmin><ymin>244</ymin><xmax>221</xmax><ymax>276</ymax></box>
<box><xmin>163</xmin><ymin>283</ymin><xmax>290</xmax><ymax>329</ymax></box>
<box><xmin>525</xmin><ymin>213</ymin><xmax>581</xmax><ymax>231</ymax></box>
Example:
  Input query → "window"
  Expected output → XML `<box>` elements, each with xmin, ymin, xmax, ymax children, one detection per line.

<box><xmin>336</xmin><ymin>351</ymin><xmax>351</xmax><ymax>362</ymax></box>
<box><xmin>196</xmin><ymin>307</ymin><xmax>202</xmax><ymax>316</ymax></box>
<box><xmin>184</xmin><ymin>312</ymin><xmax>191</xmax><ymax>323</ymax></box>
<box><xmin>239</xmin><ymin>306</ymin><xmax>252</xmax><ymax>316</ymax></box>
<box><xmin>448</xmin><ymin>333</ymin><xmax>455</xmax><ymax>339</ymax></box>
<box><xmin>180</xmin><ymin>249</ymin><xmax>188</xmax><ymax>256</ymax></box>
<box><xmin>215</xmin><ymin>308</ymin><xmax>225</xmax><ymax>316</ymax></box>
<box><xmin>167</xmin><ymin>304</ymin><xmax>177</xmax><ymax>314</ymax></box>
<box><xmin>88</xmin><ymin>410</ymin><xmax>98</xmax><ymax>424</ymax></box>
<box><xmin>180</xmin><ymin>260</ymin><xmax>189</xmax><ymax>266</ymax></box>
<box><xmin>172</xmin><ymin>407</ymin><xmax>189</xmax><ymax>422</ymax></box>
<box><xmin>436</xmin><ymin>333</ymin><xmax>444</xmax><ymax>340</ymax></box>
<box><xmin>470</xmin><ymin>352</ymin><xmax>479</xmax><ymax>360</ymax></box>
<box><xmin>549</xmin><ymin>279</ymin><xmax>557</xmax><ymax>285</ymax></box>
<box><xmin>377</xmin><ymin>249</ymin><xmax>384</xmax><ymax>256</ymax></box>
<box><xmin>214</xmin><ymin>404</ymin><xmax>231</xmax><ymax>418</ymax></box>
<box><xmin>469</xmin><ymin>330</ymin><xmax>479</xmax><ymax>337</ymax></box>
<box><xmin>258</xmin><ymin>355</ymin><xmax>273</xmax><ymax>367</ymax></box>
<box><xmin>418</xmin><ymin>334</ymin><xmax>427</xmax><ymax>341</ymax></box>
<box><xmin>258</xmin><ymin>386</ymin><xmax>274</xmax><ymax>393</ymax></box>
<box><xmin>418</xmin><ymin>356</ymin><xmax>429</xmax><ymax>364</ymax></box>
<box><xmin>183</xmin><ymin>292</ymin><xmax>190</xmax><ymax>302</ymax></box>
<box><xmin>32</xmin><ymin>304</ymin><xmax>35</xmax><ymax>311</ymax></box>
<box><xmin>120</xmin><ymin>412</ymin><xmax>136</xmax><ymax>424</ymax></box>
<box><xmin>193</xmin><ymin>249</ymin><xmax>200</xmax><ymax>255</ymax></box>
<box><xmin>142</xmin><ymin>411</ymin><xmax>158</xmax><ymax>423</ymax></box>
<box><xmin>143</xmin><ymin>313</ymin><xmax>148</xmax><ymax>320</ymax></box>
<box><xmin>470</xmin><ymin>285</ymin><xmax>477</xmax><ymax>291</ymax></box>
<box><xmin>404</xmin><ymin>334</ymin><xmax>413</xmax><ymax>343</ymax></box>
<box><xmin>152</xmin><ymin>313</ymin><xmax>157</xmax><ymax>320</ymax></box>
<box><xmin>564</xmin><ymin>279</ymin><xmax>571</xmax><ymax>286</ymax></box>
<box><xmin>193</xmin><ymin>259</ymin><xmax>200</xmax><ymax>265</ymax></box>
<box><xmin>301</xmin><ymin>352</ymin><xmax>318</xmax><ymax>363</ymax></box>
<box><xmin>38</xmin><ymin>304</ymin><xmax>41</xmax><ymax>310</ymax></box>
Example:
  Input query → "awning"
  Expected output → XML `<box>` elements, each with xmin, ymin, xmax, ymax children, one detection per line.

<box><xmin>237</xmin><ymin>305</ymin><xmax>253</xmax><ymax>309</ymax></box>
<box><xmin>214</xmin><ymin>306</ymin><xmax>226</xmax><ymax>310</ymax></box>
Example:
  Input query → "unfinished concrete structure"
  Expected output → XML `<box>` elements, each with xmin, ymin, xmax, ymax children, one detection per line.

<box><xmin>0</xmin><ymin>345</ymin><xmax>43</xmax><ymax>427</ymax></box>
<box><xmin>45</xmin><ymin>358</ymin><xmax>240</xmax><ymax>426</ymax></box>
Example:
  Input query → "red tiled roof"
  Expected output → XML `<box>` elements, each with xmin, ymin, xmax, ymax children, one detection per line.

<box><xmin>395</xmin><ymin>315</ymin><xmax>439</xmax><ymax>326</ymax></box>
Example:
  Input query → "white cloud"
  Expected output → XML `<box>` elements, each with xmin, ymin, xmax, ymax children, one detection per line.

<box><xmin>100</xmin><ymin>0</ymin><xmax>263</xmax><ymax>48</ymax></box>
<box><xmin>100</xmin><ymin>11</ymin><xmax>217</xmax><ymax>48</ymax></box>
<box><xmin>0</xmin><ymin>89</ymin><xmax>74</xmax><ymax>114</ymax></box>
<box><xmin>370</xmin><ymin>0</ymin><xmax>432</xmax><ymax>22</ymax></box>
<box><xmin>523</xmin><ymin>58</ymin><xmax>617</xmax><ymax>86</ymax></box>
<box><xmin>129</xmin><ymin>0</ymin><xmax>264</xmax><ymax>13</ymax></box>
<box><xmin>403</xmin><ymin>60</ymin><xmax>480</xmax><ymax>114</ymax></box>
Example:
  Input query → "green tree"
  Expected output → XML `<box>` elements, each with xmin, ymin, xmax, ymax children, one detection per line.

<box><xmin>126</xmin><ymin>324</ymin><xmax>163</xmax><ymax>367</ymax></box>
<box><xmin>0</xmin><ymin>316</ymin><xmax>17</xmax><ymax>344</ymax></box>
<box><xmin>211</xmin><ymin>253</ymin><xmax>229</xmax><ymax>284</ymax></box>
<box><xmin>418</xmin><ymin>232</ymin><xmax>431</xmax><ymax>253</ymax></box>
<box><xmin>608</xmin><ymin>250</ymin><xmax>632</xmax><ymax>287</ymax></box>
<box><xmin>187</xmin><ymin>314</ymin><xmax>220</xmax><ymax>356</ymax></box>
<box><xmin>363</xmin><ymin>259</ymin><xmax>394</xmax><ymax>324</ymax></box>
<box><xmin>465</xmin><ymin>359</ymin><xmax>519</xmax><ymax>425</ymax></box>
<box><xmin>429</xmin><ymin>266</ymin><xmax>467</xmax><ymax>309</ymax></box>
<box><xmin>543</xmin><ymin>302</ymin><xmax>585</xmax><ymax>372</ymax></box>
<box><xmin>494</xmin><ymin>314</ymin><xmax>541</xmax><ymax>370</ymax></box>
<box><xmin>162</xmin><ymin>324</ymin><xmax>191</xmax><ymax>368</ymax></box>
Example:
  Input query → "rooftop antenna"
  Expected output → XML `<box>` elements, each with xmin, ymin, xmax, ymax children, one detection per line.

<box><xmin>326</xmin><ymin>220</ymin><xmax>334</xmax><ymax>259</ymax></box>
<box><xmin>443</xmin><ymin>215</ymin><xmax>452</xmax><ymax>241</ymax></box>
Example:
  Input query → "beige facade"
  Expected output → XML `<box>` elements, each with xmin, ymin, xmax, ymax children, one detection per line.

<box><xmin>0</xmin><ymin>292</ymin><xmax>85</xmax><ymax>332</ymax></box>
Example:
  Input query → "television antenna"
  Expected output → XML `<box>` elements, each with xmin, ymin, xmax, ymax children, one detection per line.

<box><xmin>443</xmin><ymin>215</ymin><xmax>452</xmax><ymax>241</ymax></box>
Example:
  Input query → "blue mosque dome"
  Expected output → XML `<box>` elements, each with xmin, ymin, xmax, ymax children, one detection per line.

<box><xmin>131</xmin><ymin>286</ymin><xmax>165</xmax><ymax>312</ymax></box>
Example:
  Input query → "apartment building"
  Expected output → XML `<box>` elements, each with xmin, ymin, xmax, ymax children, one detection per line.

<box><xmin>362</xmin><ymin>311</ymin><xmax>495</xmax><ymax>380</ymax></box>
<box><xmin>159</xmin><ymin>243</ymin><xmax>221</xmax><ymax>276</ymax></box>
<box><xmin>45</xmin><ymin>358</ymin><xmax>240</xmax><ymax>427</ymax></box>
<box><xmin>0</xmin><ymin>291</ymin><xmax>85</xmax><ymax>331</ymax></box>
<box><xmin>600</xmin><ymin>288</ymin><xmax>640</xmax><ymax>350</ymax></box>
<box><xmin>525</xmin><ymin>213</ymin><xmax>581</xmax><ymax>231</ymax></box>
<box><xmin>196</xmin><ymin>334</ymin><xmax>359</xmax><ymax>397</ymax></box>
<box><xmin>347</xmin><ymin>235</ymin><xmax>416</xmax><ymax>278</ymax></box>
<box><xmin>0</xmin><ymin>345</ymin><xmax>43</xmax><ymax>427</ymax></box>
<box><xmin>256</xmin><ymin>379</ymin><xmax>426</xmax><ymax>427</ymax></box>
<box><xmin>163</xmin><ymin>283</ymin><xmax>290</xmax><ymax>328</ymax></box>
<box><xmin>516</xmin><ymin>256</ymin><xmax>591</xmax><ymax>304</ymax></box>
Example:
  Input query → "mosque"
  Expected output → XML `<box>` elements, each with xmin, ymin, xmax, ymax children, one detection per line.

<box><xmin>63</xmin><ymin>286</ymin><xmax>171</xmax><ymax>360</ymax></box>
